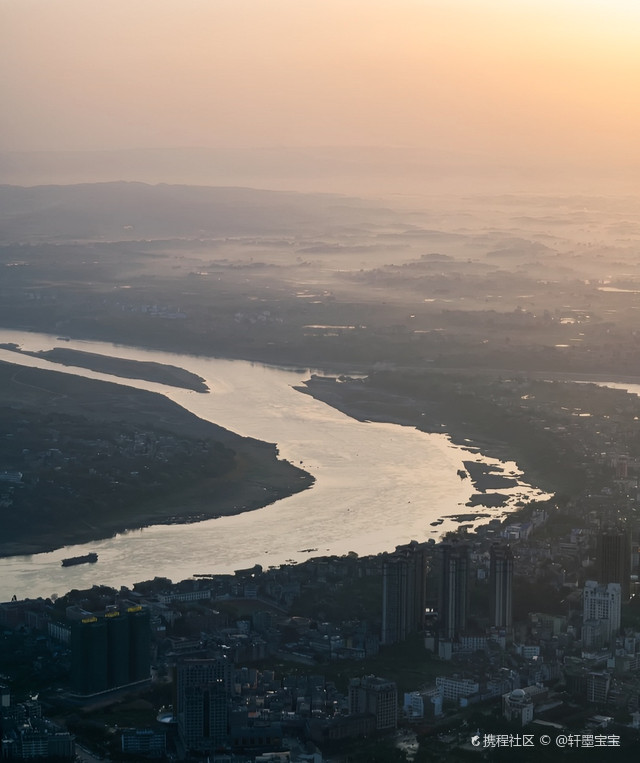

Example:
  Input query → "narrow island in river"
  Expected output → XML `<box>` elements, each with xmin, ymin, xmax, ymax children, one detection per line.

<box><xmin>0</xmin><ymin>344</ymin><xmax>209</xmax><ymax>392</ymax></box>
<box><xmin>0</xmin><ymin>360</ymin><xmax>313</xmax><ymax>558</ymax></box>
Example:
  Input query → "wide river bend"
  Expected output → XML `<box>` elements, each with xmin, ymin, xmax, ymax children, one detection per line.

<box><xmin>0</xmin><ymin>330</ymin><xmax>549</xmax><ymax>601</ymax></box>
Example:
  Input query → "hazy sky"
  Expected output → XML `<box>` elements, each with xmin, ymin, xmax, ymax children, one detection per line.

<box><xmin>2</xmin><ymin>0</ymin><xmax>640</xmax><ymax>178</ymax></box>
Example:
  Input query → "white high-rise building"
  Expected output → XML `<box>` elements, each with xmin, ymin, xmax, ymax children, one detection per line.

<box><xmin>583</xmin><ymin>580</ymin><xmax>621</xmax><ymax>645</ymax></box>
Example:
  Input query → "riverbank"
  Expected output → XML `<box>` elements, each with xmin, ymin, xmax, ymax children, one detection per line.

<box><xmin>296</xmin><ymin>374</ymin><xmax>562</xmax><ymax>498</ymax></box>
<box><xmin>0</xmin><ymin>359</ymin><xmax>313</xmax><ymax>559</ymax></box>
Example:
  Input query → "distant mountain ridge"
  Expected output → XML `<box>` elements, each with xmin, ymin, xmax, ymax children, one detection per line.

<box><xmin>0</xmin><ymin>182</ymin><xmax>397</xmax><ymax>243</ymax></box>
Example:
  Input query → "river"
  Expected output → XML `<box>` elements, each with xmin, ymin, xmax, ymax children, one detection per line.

<box><xmin>0</xmin><ymin>330</ymin><xmax>548</xmax><ymax>601</ymax></box>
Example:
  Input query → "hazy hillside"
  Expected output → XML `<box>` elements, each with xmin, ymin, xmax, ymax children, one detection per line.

<box><xmin>0</xmin><ymin>182</ymin><xmax>399</xmax><ymax>243</ymax></box>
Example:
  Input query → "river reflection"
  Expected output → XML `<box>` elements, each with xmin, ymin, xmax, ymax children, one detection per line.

<box><xmin>0</xmin><ymin>330</ymin><xmax>548</xmax><ymax>601</ymax></box>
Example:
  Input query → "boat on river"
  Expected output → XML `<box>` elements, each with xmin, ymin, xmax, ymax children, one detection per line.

<box><xmin>61</xmin><ymin>552</ymin><xmax>98</xmax><ymax>567</ymax></box>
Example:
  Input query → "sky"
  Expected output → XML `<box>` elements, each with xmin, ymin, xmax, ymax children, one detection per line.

<box><xmin>2</xmin><ymin>0</ymin><xmax>639</xmax><ymax>189</ymax></box>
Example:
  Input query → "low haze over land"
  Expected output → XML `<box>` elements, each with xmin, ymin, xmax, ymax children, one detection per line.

<box><xmin>1</xmin><ymin>181</ymin><xmax>639</xmax><ymax>377</ymax></box>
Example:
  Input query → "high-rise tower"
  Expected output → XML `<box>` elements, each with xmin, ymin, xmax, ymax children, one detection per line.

<box><xmin>176</xmin><ymin>658</ymin><xmax>232</xmax><ymax>753</ymax></box>
<box><xmin>490</xmin><ymin>543</ymin><xmax>514</xmax><ymax>631</ymax></box>
<box><xmin>597</xmin><ymin>530</ymin><xmax>631</xmax><ymax>601</ymax></box>
<box><xmin>348</xmin><ymin>676</ymin><xmax>398</xmax><ymax>731</ymax></box>
<box><xmin>438</xmin><ymin>541</ymin><xmax>469</xmax><ymax>640</ymax></box>
<box><xmin>70</xmin><ymin>616</ymin><xmax>108</xmax><ymax>695</ymax></box>
<box><xmin>381</xmin><ymin>543</ymin><xmax>427</xmax><ymax>645</ymax></box>
<box><xmin>128</xmin><ymin>605</ymin><xmax>151</xmax><ymax>682</ymax></box>
<box><xmin>583</xmin><ymin>580</ymin><xmax>621</xmax><ymax>646</ymax></box>
<box><xmin>69</xmin><ymin>605</ymin><xmax>150</xmax><ymax>696</ymax></box>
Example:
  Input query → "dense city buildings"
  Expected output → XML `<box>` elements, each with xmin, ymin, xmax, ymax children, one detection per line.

<box><xmin>2</xmin><ymin>491</ymin><xmax>640</xmax><ymax>759</ymax></box>
<box><xmin>0</xmin><ymin>690</ymin><xmax>75</xmax><ymax>760</ymax></box>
